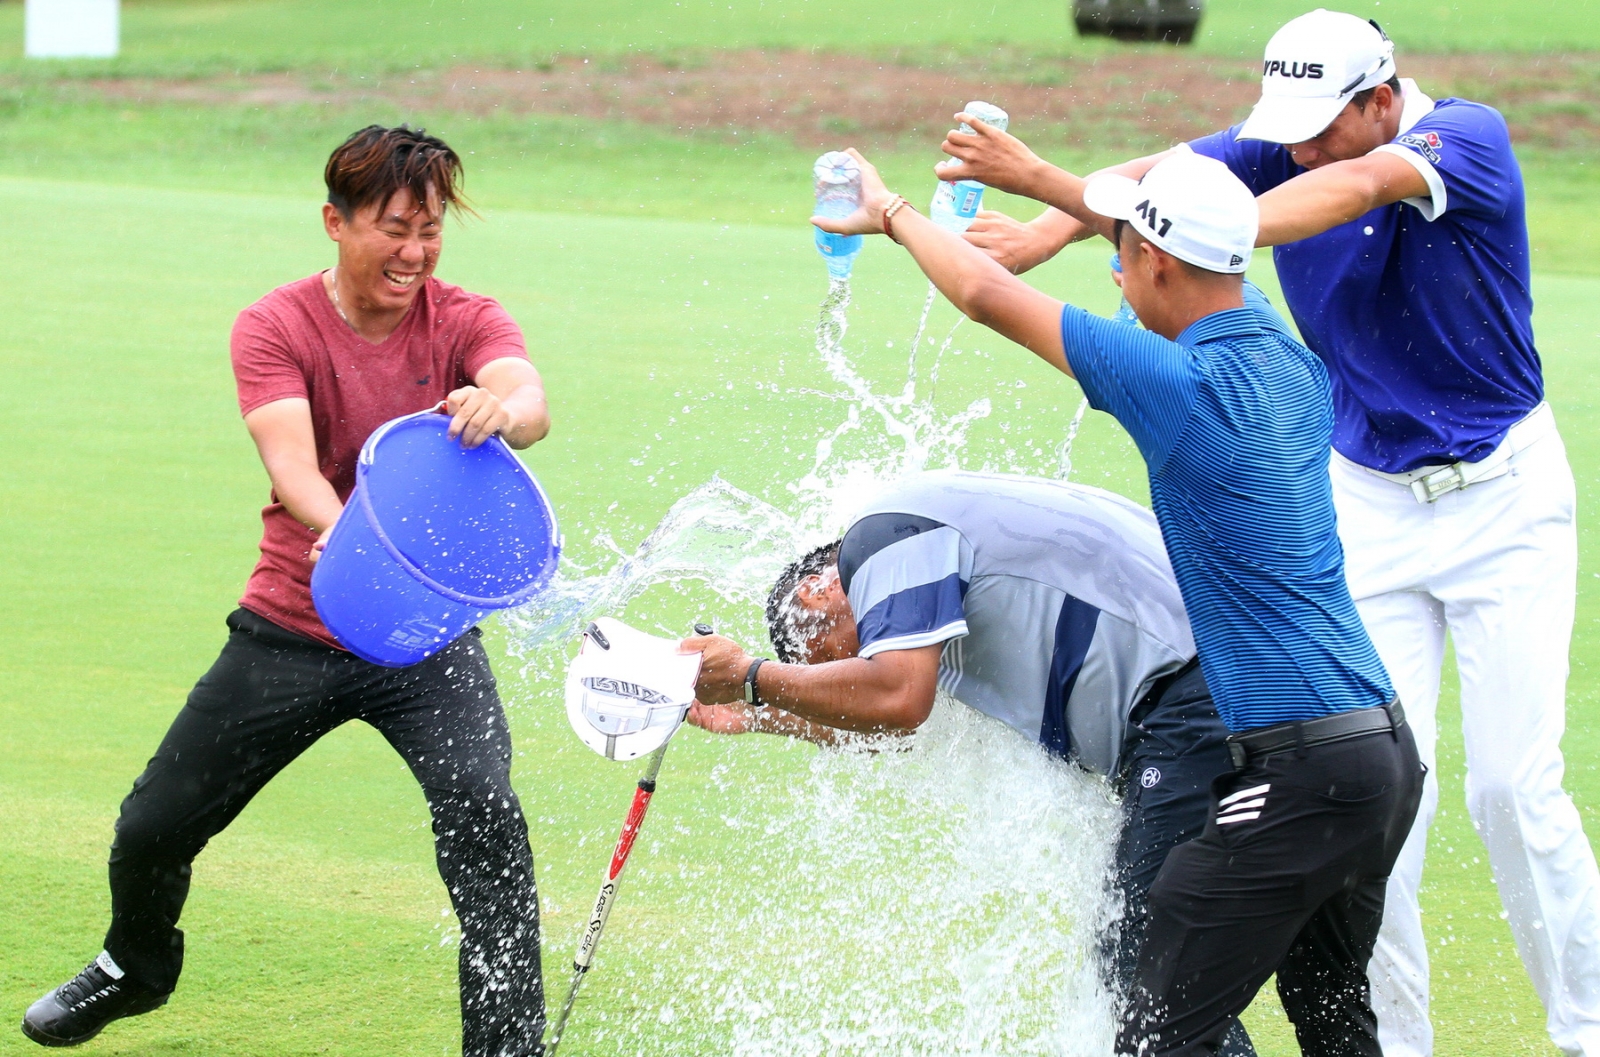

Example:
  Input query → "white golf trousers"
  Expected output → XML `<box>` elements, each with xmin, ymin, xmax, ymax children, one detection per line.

<box><xmin>1330</xmin><ymin>418</ymin><xmax>1600</xmax><ymax>1057</ymax></box>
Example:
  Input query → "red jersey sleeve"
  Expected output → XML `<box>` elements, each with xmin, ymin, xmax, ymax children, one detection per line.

<box><xmin>231</xmin><ymin>303</ymin><xmax>310</xmax><ymax>417</ymax></box>
<box><xmin>461</xmin><ymin>298</ymin><xmax>530</xmax><ymax>381</ymax></box>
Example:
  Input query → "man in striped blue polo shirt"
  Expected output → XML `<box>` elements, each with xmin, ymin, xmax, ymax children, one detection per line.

<box><xmin>793</xmin><ymin>148</ymin><xmax>1425</xmax><ymax>1056</ymax></box>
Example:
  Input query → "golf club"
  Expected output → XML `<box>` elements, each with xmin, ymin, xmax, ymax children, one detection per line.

<box><xmin>543</xmin><ymin>621</ymin><xmax>714</xmax><ymax>1056</ymax></box>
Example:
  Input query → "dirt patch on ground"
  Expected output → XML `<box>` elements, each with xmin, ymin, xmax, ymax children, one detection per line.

<box><xmin>69</xmin><ymin>49</ymin><xmax>1600</xmax><ymax>153</ymax></box>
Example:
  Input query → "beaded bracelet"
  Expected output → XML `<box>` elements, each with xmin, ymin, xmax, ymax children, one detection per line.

<box><xmin>882</xmin><ymin>195</ymin><xmax>914</xmax><ymax>244</ymax></box>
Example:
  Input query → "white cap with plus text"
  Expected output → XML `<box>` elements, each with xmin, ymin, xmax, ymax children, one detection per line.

<box><xmin>1238</xmin><ymin>9</ymin><xmax>1396</xmax><ymax>144</ymax></box>
<box><xmin>1082</xmin><ymin>152</ymin><xmax>1258</xmax><ymax>275</ymax></box>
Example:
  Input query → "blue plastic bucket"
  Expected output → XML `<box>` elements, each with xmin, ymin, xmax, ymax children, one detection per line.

<box><xmin>311</xmin><ymin>410</ymin><xmax>560</xmax><ymax>667</ymax></box>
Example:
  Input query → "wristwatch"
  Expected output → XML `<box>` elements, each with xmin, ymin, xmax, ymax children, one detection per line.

<box><xmin>743</xmin><ymin>658</ymin><xmax>768</xmax><ymax>708</ymax></box>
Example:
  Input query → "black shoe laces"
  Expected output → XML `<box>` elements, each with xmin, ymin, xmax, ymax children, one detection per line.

<box><xmin>56</xmin><ymin>963</ymin><xmax>116</xmax><ymax>1008</ymax></box>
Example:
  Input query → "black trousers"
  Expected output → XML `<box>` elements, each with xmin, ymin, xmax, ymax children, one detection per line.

<box><xmin>1117</xmin><ymin>713</ymin><xmax>1425</xmax><ymax>1057</ymax></box>
<box><xmin>102</xmin><ymin>609</ymin><xmax>544</xmax><ymax>1057</ymax></box>
<box><xmin>1111</xmin><ymin>663</ymin><xmax>1255</xmax><ymax>1057</ymax></box>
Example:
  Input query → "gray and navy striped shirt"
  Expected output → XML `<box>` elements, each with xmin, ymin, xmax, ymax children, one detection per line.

<box><xmin>840</xmin><ymin>471</ymin><xmax>1194</xmax><ymax>777</ymax></box>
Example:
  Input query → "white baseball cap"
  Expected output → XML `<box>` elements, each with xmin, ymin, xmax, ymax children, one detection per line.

<box><xmin>1238</xmin><ymin>10</ymin><xmax>1396</xmax><ymax>144</ymax></box>
<box><xmin>1082</xmin><ymin>152</ymin><xmax>1258</xmax><ymax>274</ymax></box>
<box><xmin>564</xmin><ymin>617</ymin><xmax>702</xmax><ymax>761</ymax></box>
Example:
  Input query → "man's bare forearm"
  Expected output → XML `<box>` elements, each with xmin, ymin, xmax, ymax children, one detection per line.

<box><xmin>892</xmin><ymin>208</ymin><xmax>1073</xmax><ymax>375</ymax></box>
<box><xmin>498</xmin><ymin>383</ymin><xmax>550</xmax><ymax>449</ymax></box>
<box><xmin>747</xmin><ymin>705</ymin><xmax>858</xmax><ymax>746</ymax></box>
<box><xmin>755</xmin><ymin>651</ymin><xmax>939</xmax><ymax>733</ymax></box>
<box><xmin>244</xmin><ymin>399</ymin><xmax>343</xmax><ymax>535</ymax></box>
<box><xmin>1256</xmin><ymin>152</ymin><xmax>1429</xmax><ymax>247</ymax></box>
<box><xmin>1014</xmin><ymin>164</ymin><xmax>1109</xmax><ymax>241</ymax></box>
<box><xmin>269</xmin><ymin>465</ymin><xmax>343</xmax><ymax>535</ymax></box>
<box><xmin>1033</xmin><ymin>207</ymin><xmax>1096</xmax><ymax>250</ymax></box>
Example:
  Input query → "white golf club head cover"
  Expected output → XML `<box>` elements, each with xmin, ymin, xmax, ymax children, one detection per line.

<box><xmin>565</xmin><ymin>617</ymin><xmax>703</xmax><ymax>761</ymax></box>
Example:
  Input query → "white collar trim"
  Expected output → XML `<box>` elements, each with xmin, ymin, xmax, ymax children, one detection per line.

<box><xmin>1397</xmin><ymin>79</ymin><xmax>1435</xmax><ymax>135</ymax></box>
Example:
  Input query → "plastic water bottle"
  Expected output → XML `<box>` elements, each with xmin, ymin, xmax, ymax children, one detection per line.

<box><xmin>930</xmin><ymin>101</ymin><xmax>1009</xmax><ymax>233</ymax></box>
<box><xmin>814</xmin><ymin>152</ymin><xmax>864</xmax><ymax>280</ymax></box>
<box><xmin>1110</xmin><ymin>253</ymin><xmax>1140</xmax><ymax>326</ymax></box>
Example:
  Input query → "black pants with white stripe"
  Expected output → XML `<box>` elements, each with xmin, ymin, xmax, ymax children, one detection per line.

<box><xmin>102</xmin><ymin>608</ymin><xmax>544</xmax><ymax>1057</ymax></box>
<box><xmin>1112</xmin><ymin>664</ymin><xmax>1256</xmax><ymax>1057</ymax></box>
<box><xmin>1116</xmin><ymin>715</ymin><xmax>1424</xmax><ymax>1057</ymax></box>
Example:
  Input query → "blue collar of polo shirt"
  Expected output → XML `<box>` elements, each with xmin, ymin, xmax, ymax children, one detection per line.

<box><xmin>1175</xmin><ymin>306</ymin><xmax>1263</xmax><ymax>347</ymax></box>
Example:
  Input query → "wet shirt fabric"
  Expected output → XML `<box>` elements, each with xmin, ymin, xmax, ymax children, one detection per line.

<box><xmin>840</xmin><ymin>471</ymin><xmax>1195</xmax><ymax>776</ymax></box>
<box><xmin>1189</xmin><ymin>82</ymin><xmax>1542</xmax><ymax>473</ymax></box>
<box><xmin>1060</xmin><ymin>286</ymin><xmax>1393</xmax><ymax>731</ymax></box>
<box><xmin>230</xmin><ymin>273</ymin><xmax>529</xmax><ymax>648</ymax></box>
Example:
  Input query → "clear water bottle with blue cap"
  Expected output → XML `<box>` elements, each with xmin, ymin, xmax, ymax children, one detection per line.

<box><xmin>930</xmin><ymin>101</ymin><xmax>1009</xmax><ymax>233</ymax></box>
<box><xmin>1110</xmin><ymin>253</ymin><xmax>1139</xmax><ymax>326</ymax></box>
<box><xmin>813</xmin><ymin>152</ymin><xmax>864</xmax><ymax>280</ymax></box>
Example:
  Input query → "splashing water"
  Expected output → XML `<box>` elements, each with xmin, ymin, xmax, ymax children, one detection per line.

<box><xmin>610</xmin><ymin>702</ymin><xmax>1124</xmax><ymax>1057</ymax></box>
<box><xmin>1057</xmin><ymin>396</ymin><xmax>1091</xmax><ymax>480</ymax></box>
<box><xmin>508</xmin><ymin>277</ymin><xmax>1002</xmax><ymax>653</ymax></box>
<box><xmin>791</xmin><ymin>278</ymin><xmax>991</xmax><ymax>529</ymax></box>
<box><xmin>503</xmin><ymin>276</ymin><xmax>1124</xmax><ymax>1054</ymax></box>
<box><xmin>502</xmin><ymin>476</ymin><xmax>805</xmax><ymax>651</ymax></box>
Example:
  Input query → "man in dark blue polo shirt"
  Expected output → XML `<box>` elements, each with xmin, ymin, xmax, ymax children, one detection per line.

<box><xmin>809</xmin><ymin>148</ymin><xmax>1423</xmax><ymax>1057</ymax></box>
<box><xmin>937</xmin><ymin>12</ymin><xmax>1600</xmax><ymax>1055</ymax></box>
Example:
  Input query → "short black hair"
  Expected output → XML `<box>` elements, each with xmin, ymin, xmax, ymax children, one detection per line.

<box><xmin>1351</xmin><ymin>75</ymin><xmax>1403</xmax><ymax>114</ymax></box>
<box><xmin>1112</xmin><ymin>217</ymin><xmax>1216</xmax><ymax>280</ymax></box>
<box><xmin>765</xmin><ymin>539</ymin><xmax>843</xmax><ymax>663</ymax></box>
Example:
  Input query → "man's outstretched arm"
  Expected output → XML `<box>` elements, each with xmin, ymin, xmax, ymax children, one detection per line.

<box><xmin>684</xmin><ymin>633</ymin><xmax>941</xmax><ymax>734</ymax></box>
<box><xmin>814</xmin><ymin>149</ymin><xmax>1072</xmax><ymax>377</ymax></box>
<box><xmin>951</xmin><ymin>117</ymin><xmax>1427</xmax><ymax>252</ymax></box>
<box><xmin>965</xmin><ymin>207</ymin><xmax>1087</xmax><ymax>275</ymax></box>
<box><xmin>686</xmin><ymin>701</ymin><xmax>872</xmax><ymax>748</ymax></box>
<box><xmin>937</xmin><ymin>114</ymin><xmax>1172</xmax><ymax>249</ymax></box>
<box><xmin>1254</xmin><ymin>151</ymin><xmax>1429</xmax><ymax>246</ymax></box>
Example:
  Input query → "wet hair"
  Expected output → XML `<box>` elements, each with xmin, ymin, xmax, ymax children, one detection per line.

<box><xmin>324</xmin><ymin>125</ymin><xmax>472</xmax><ymax>222</ymax></box>
<box><xmin>765</xmin><ymin>539</ymin><xmax>844</xmax><ymax>663</ymax></box>
<box><xmin>1351</xmin><ymin>75</ymin><xmax>1403</xmax><ymax>115</ymax></box>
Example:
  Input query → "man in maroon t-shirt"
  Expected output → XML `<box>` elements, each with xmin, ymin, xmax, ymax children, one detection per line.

<box><xmin>24</xmin><ymin>126</ymin><xmax>552</xmax><ymax>1056</ymax></box>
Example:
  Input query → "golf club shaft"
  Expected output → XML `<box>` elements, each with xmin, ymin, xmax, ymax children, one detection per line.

<box><xmin>544</xmin><ymin>742</ymin><xmax>671</xmax><ymax>1056</ymax></box>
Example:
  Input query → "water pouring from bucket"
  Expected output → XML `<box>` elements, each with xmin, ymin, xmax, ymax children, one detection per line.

<box><xmin>310</xmin><ymin>407</ymin><xmax>561</xmax><ymax>667</ymax></box>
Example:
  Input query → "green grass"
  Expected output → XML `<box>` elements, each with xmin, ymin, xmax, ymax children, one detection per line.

<box><xmin>0</xmin><ymin>0</ymin><xmax>1597</xmax><ymax>76</ymax></box>
<box><xmin>3</xmin><ymin>161</ymin><xmax>1600</xmax><ymax>1054</ymax></box>
<box><xmin>3</xmin><ymin>0</ymin><xmax>1600</xmax><ymax>1050</ymax></box>
<box><xmin>0</xmin><ymin>90</ymin><xmax>1594</xmax><ymax>278</ymax></box>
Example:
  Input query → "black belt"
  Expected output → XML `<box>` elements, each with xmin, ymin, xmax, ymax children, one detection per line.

<box><xmin>1226</xmin><ymin>700</ymin><xmax>1405</xmax><ymax>770</ymax></box>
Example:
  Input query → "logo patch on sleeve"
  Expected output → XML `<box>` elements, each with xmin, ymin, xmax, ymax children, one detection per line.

<box><xmin>1397</xmin><ymin>132</ymin><xmax>1442</xmax><ymax>164</ymax></box>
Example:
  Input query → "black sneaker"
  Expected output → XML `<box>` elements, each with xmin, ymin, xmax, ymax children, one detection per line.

<box><xmin>21</xmin><ymin>952</ymin><xmax>168</xmax><ymax>1047</ymax></box>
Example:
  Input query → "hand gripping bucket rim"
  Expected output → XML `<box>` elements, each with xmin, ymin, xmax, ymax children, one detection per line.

<box><xmin>353</xmin><ymin>410</ymin><xmax>559</xmax><ymax>608</ymax></box>
<box><xmin>312</xmin><ymin>408</ymin><xmax>560</xmax><ymax>667</ymax></box>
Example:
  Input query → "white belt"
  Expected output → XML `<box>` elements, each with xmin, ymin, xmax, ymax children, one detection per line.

<box><xmin>1363</xmin><ymin>402</ymin><xmax>1556</xmax><ymax>504</ymax></box>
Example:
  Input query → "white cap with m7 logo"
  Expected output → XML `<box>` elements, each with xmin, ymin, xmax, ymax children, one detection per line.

<box><xmin>1082</xmin><ymin>152</ymin><xmax>1258</xmax><ymax>275</ymax></box>
<box><xmin>1238</xmin><ymin>9</ymin><xmax>1397</xmax><ymax>144</ymax></box>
